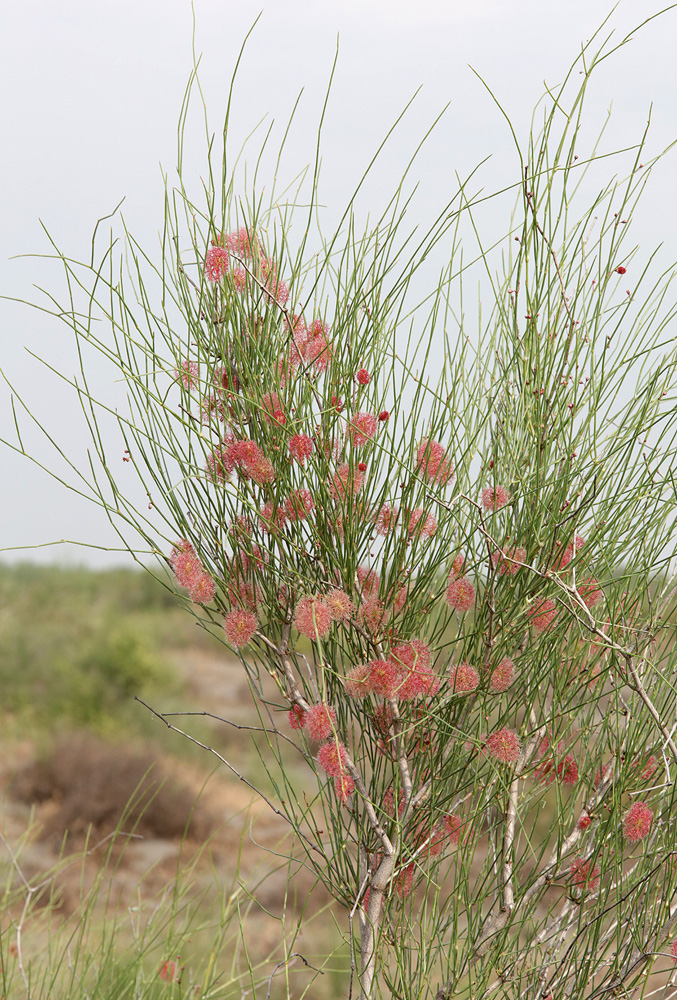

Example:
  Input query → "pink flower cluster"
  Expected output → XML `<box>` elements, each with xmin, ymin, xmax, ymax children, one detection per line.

<box><xmin>534</xmin><ymin>735</ymin><xmax>579</xmax><ymax>785</ymax></box>
<box><xmin>624</xmin><ymin>801</ymin><xmax>653</xmax><ymax>842</ymax></box>
<box><xmin>446</xmin><ymin>576</ymin><xmax>475</xmax><ymax>613</ymax></box>
<box><xmin>491</xmin><ymin>545</ymin><xmax>526</xmax><ymax>575</ymax></box>
<box><xmin>205</xmin><ymin>227</ymin><xmax>289</xmax><ymax>305</ymax></box>
<box><xmin>569</xmin><ymin>857</ymin><xmax>601</xmax><ymax>891</ymax></box>
<box><xmin>214</xmin><ymin>436</ymin><xmax>275</xmax><ymax>486</ymax></box>
<box><xmin>343</xmin><ymin>639</ymin><xmax>439</xmax><ymax>702</ymax></box>
<box><xmin>294</xmin><ymin>589</ymin><xmax>354</xmax><ymax>639</ymax></box>
<box><xmin>416</xmin><ymin>439</ymin><xmax>455</xmax><ymax>486</ymax></box>
<box><xmin>281</xmin><ymin>316</ymin><xmax>332</xmax><ymax>378</ymax></box>
<box><xmin>169</xmin><ymin>540</ymin><xmax>216</xmax><ymax>605</ymax></box>
<box><xmin>316</xmin><ymin>739</ymin><xmax>354</xmax><ymax>802</ymax></box>
<box><xmin>485</xmin><ymin>727</ymin><xmax>520</xmax><ymax>764</ymax></box>
<box><xmin>481</xmin><ymin>485</ymin><xmax>511</xmax><ymax>511</ymax></box>
<box><xmin>223</xmin><ymin>609</ymin><xmax>258</xmax><ymax>649</ymax></box>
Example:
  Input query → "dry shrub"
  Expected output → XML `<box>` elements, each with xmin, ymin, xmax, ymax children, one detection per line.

<box><xmin>10</xmin><ymin>732</ymin><xmax>218</xmax><ymax>845</ymax></box>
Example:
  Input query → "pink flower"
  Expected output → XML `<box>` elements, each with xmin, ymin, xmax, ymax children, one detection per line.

<box><xmin>378</xmin><ymin>410</ymin><xmax>390</xmax><ymax>422</ymax></box>
<box><xmin>578</xmin><ymin>814</ymin><xmax>592</xmax><ymax>830</ymax></box>
<box><xmin>284</xmin><ymin>488</ymin><xmax>315</xmax><ymax>521</ymax></box>
<box><xmin>334</xmin><ymin>772</ymin><xmax>355</xmax><ymax>801</ymax></box>
<box><xmin>446</xmin><ymin>576</ymin><xmax>475</xmax><ymax>613</ymax></box>
<box><xmin>390</xmin><ymin>639</ymin><xmax>431</xmax><ymax>672</ymax></box>
<box><xmin>174</xmin><ymin>360</ymin><xmax>198</xmax><ymax>389</ymax></box>
<box><xmin>205</xmin><ymin>245</ymin><xmax>229</xmax><ymax>282</ymax></box>
<box><xmin>554</xmin><ymin>534</ymin><xmax>585</xmax><ymax>570</ymax></box>
<box><xmin>317</xmin><ymin>739</ymin><xmax>348</xmax><ymax>777</ymax></box>
<box><xmin>189</xmin><ymin>573</ymin><xmax>216</xmax><ymax>605</ymax></box>
<box><xmin>170</xmin><ymin>542</ymin><xmax>202</xmax><ymax>589</ymax></box>
<box><xmin>569</xmin><ymin>857</ymin><xmax>600</xmax><ymax>890</ymax></box>
<box><xmin>407</xmin><ymin>508</ymin><xmax>437</xmax><ymax>538</ymax></box>
<box><xmin>231</xmin><ymin>266</ymin><xmax>247</xmax><ymax>292</ymax></box>
<box><xmin>206</xmin><ymin>442</ymin><xmax>235</xmax><ymax>483</ymax></box>
<box><xmin>329</xmin><ymin>462</ymin><xmax>365</xmax><ymax>501</ymax></box>
<box><xmin>357</xmin><ymin>566</ymin><xmax>380</xmax><ymax>597</ymax></box>
<box><xmin>374</xmin><ymin>504</ymin><xmax>399</xmax><ymax>536</ymax></box>
<box><xmin>416</xmin><ymin>439</ymin><xmax>454</xmax><ymax>486</ymax></box>
<box><xmin>306</xmin><ymin>703</ymin><xmax>337</xmax><ymax>741</ymax></box>
<box><xmin>259</xmin><ymin>500</ymin><xmax>287</xmax><ymax>533</ymax></box>
<box><xmin>325</xmin><ymin>588</ymin><xmax>355</xmax><ymax>622</ymax></box>
<box><xmin>489</xmin><ymin>657</ymin><xmax>515</xmax><ymax>693</ymax></box>
<box><xmin>289</xmin><ymin>433</ymin><xmax>314</xmax><ymax>465</ymax></box>
<box><xmin>449</xmin><ymin>662</ymin><xmax>479</xmax><ymax>694</ymax></box>
<box><xmin>159</xmin><ymin>960</ymin><xmax>179</xmax><ymax>983</ymax></box>
<box><xmin>294</xmin><ymin>595</ymin><xmax>333</xmax><ymax>640</ymax></box>
<box><xmin>357</xmin><ymin>596</ymin><xmax>386</xmax><ymax>634</ymax></box>
<box><xmin>529</xmin><ymin>598</ymin><xmax>557</xmax><ymax>632</ymax></box>
<box><xmin>261</xmin><ymin>392</ymin><xmax>285</xmax><ymax>425</ymax></box>
<box><xmin>394</xmin><ymin>861</ymin><xmax>415</xmax><ymax>899</ymax></box>
<box><xmin>451</xmin><ymin>553</ymin><xmax>465</xmax><ymax>576</ymax></box>
<box><xmin>492</xmin><ymin>546</ymin><xmax>526</xmax><ymax>575</ymax></box>
<box><xmin>615</xmin><ymin>265</ymin><xmax>627</xmax><ymax>275</ymax></box>
<box><xmin>356</xmin><ymin>368</ymin><xmax>370</xmax><ymax>385</ymax></box>
<box><xmin>624</xmin><ymin>801</ymin><xmax>653</xmax><ymax>842</ymax></box>
<box><xmin>482</xmin><ymin>486</ymin><xmax>511</xmax><ymax>511</ymax></box>
<box><xmin>223</xmin><ymin>609</ymin><xmax>258</xmax><ymax>648</ymax></box>
<box><xmin>443</xmin><ymin>813</ymin><xmax>463</xmax><ymax>845</ymax></box>
<box><xmin>344</xmin><ymin>662</ymin><xmax>372</xmax><ymax>699</ymax></box>
<box><xmin>288</xmin><ymin>705</ymin><xmax>306</xmax><ymax>730</ymax></box>
<box><xmin>579</xmin><ymin>577</ymin><xmax>602</xmax><ymax>609</ymax></box>
<box><xmin>557</xmin><ymin>754</ymin><xmax>579</xmax><ymax>784</ymax></box>
<box><xmin>350</xmin><ymin>412</ymin><xmax>378</xmax><ymax>446</ymax></box>
<box><xmin>486</xmin><ymin>728</ymin><xmax>520</xmax><ymax>764</ymax></box>
<box><xmin>368</xmin><ymin>658</ymin><xmax>402</xmax><ymax>699</ymax></box>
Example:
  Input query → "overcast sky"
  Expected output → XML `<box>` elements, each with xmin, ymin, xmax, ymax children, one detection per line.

<box><xmin>2</xmin><ymin>0</ymin><xmax>676</xmax><ymax>567</ymax></box>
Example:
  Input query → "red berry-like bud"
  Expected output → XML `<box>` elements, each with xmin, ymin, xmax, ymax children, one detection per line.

<box><xmin>356</xmin><ymin>368</ymin><xmax>370</xmax><ymax>385</ymax></box>
<box><xmin>615</xmin><ymin>265</ymin><xmax>627</xmax><ymax>275</ymax></box>
<box><xmin>358</xmin><ymin>462</ymin><xmax>367</xmax><ymax>472</ymax></box>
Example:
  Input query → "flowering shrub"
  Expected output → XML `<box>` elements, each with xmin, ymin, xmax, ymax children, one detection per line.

<box><xmin>8</xmin><ymin>20</ymin><xmax>677</xmax><ymax>1000</ymax></box>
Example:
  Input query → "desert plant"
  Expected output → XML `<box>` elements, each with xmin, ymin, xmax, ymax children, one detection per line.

<box><xmin>4</xmin><ymin>11</ymin><xmax>677</xmax><ymax>999</ymax></box>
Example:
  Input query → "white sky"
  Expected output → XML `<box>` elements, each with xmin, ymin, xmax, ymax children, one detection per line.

<box><xmin>2</xmin><ymin>0</ymin><xmax>676</xmax><ymax>567</ymax></box>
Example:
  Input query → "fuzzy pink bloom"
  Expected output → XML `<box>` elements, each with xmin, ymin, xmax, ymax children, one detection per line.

<box><xmin>189</xmin><ymin>573</ymin><xmax>216</xmax><ymax>604</ymax></box>
<box><xmin>289</xmin><ymin>433</ymin><xmax>314</xmax><ymax>465</ymax></box>
<box><xmin>383</xmin><ymin>787</ymin><xmax>405</xmax><ymax>818</ymax></box>
<box><xmin>416</xmin><ymin>438</ymin><xmax>454</xmax><ymax>486</ymax></box>
<box><xmin>350</xmin><ymin>411</ymin><xmax>378</xmax><ymax>447</ymax></box>
<box><xmin>446</xmin><ymin>576</ymin><xmax>475</xmax><ymax>613</ymax></box>
<box><xmin>489</xmin><ymin>657</ymin><xmax>515</xmax><ymax>693</ymax></box>
<box><xmin>248</xmin><ymin>455</ymin><xmax>276</xmax><ymax>485</ymax></box>
<box><xmin>391</xmin><ymin>639</ymin><xmax>431</xmax><ymax>671</ymax></box>
<box><xmin>317</xmin><ymin>739</ymin><xmax>348</xmax><ymax>778</ymax></box>
<box><xmin>229</xmin><ymin>439</ymin><xmax>276</xmax><ymax>484</ymax></box>
<box><xmin>325</xmin><ymin>588</ymin><xmax>355</xmax><ymax>622</ymax></box>
<box><xmin>284</xmin><ymin>487</ymin><xmax>315</xmax><ymax>522</ymax></box>
<box><xmin>288</xmin><ymin>705</ymin><xmax>306</xmax><ymax>730</ymax></box>
<box><xmin>486</xmin><ymin>728</ymin><xmax>520</xmax><ymax>765</ymax></box>
<box><xmin>226</xmin><ymin>226</ymin><xmax>258</xmax><ymax>259</ymax></box>
<box><xmin>231</xmin><ymin>266</ymin><xmax>247</xmax><ymax>292</ymax></box>
<box><xmin>579</xmin><ymin>577</ymin><xmax>602</xmax><ymax>609</ymax></box>
<box><xmin>529</xmin><ymin>598</ymin><xmax>557</xmax><ymax>632</ymax></box>
<box><xmin>449</xmin><ymin>662</ymin><xmax>480</xmax><ymax>694</ymax></box>
<box><xmin>345</xmin><ymin>662</ymin><xmax>372</xmax><ymax>699</ymax></box>
<box><xmin>170</xmin><ymin>543</ymin><xmax>203</xmax><ymax>589</ymax></box>
<box><xmin>368</xmin><ymin>658</ymin><xmax>402</xmax><ymax>699</ymax></box>
<box><xmin>578</xmin><ymin>814</ymin><xmax>592</xmax><ymax>830</ymax></box>
<box><xmin>451</xmin><ymin>553</ymin><xmax>465</xmax><ymax>576</ymax></box>
<box><xmin>557</xmin><ymin>754</ymin><xmax>579</xmax><ymax>784</ymax></box>
<box><xmin>392</xmin><ymin>586</ymin><xmax>408</xmax><ymax>615</ymax></box>
<box><xmin>357</xmin><ymin>566</ymin><xmax>380</xmax><ymax>597</ymax></box>
<box><xmin>206</xmin><ymin>443</ymin><xmax>235</xmax><ymax>483</ymax></box>
<box><xmin>223</xmin><ymin>609</ymin><xmax>258</xmax><ymax>648</ymax></box>
<box><xmin>306</xmin><ymin>703</ymin><xmax>337</xmax><ymax>741</ymax></box>
<box><xmin>357</xmin><ymin>596</ymin><xmax>386</xmax><ymax>634</ymax></box>
<box><xmin>407</xmin><ymin>508</ymin><xmax>437</xmax><ymax>538</ymax></box>
<box><xmin>398</xmin><ymin>667</ymin><xmax>440</xmax><ymax>701</ymax></box>
<box><xmin>159</xmin><ymin>960</ymin><xmax>179</xmax><ymax>983</ymax></box>
<box><xmin>394</xmin><ymin>861</ymin><xmax>416</xmax><ymax>900</ymax></box>
<box><xmin>637</xmin><ymin>755</ymin><xmax>659</xmax><ymax>782</ymax></box>
<box><xmin>259</xmin><ymin>501</ymin><xmax>287</xmax><ymax>533</ymax></box>
<box><xmin>374</xmin><ymin>504</ymin><xmax>399</xmax><ymax>536</ymax></box>
<box><xmin>261</xmin><ymin>392</ymin><xmax>285</xmax><ymax>425</ymax></box>
<box><xmin>174</xmin><ymin>360</ymin><xmax>198</xmax><ymax>389</ymax></box>
<box><xmin>554</xmin><ymin>534</ymin><xmax>586</xmax><ymax>570</ymax></box>
<box><xmin>492</xmin><ymin>545</ymin><xmax>527</xmax><ymax>575</ymax></box>
<box><xmin>294</xmin><ymin>595</ymin><xmax>333</xmax><ymax>640</ymax></box>
<box><xmin>482</xmin><ymin>485</ymin><xmax>511</xmax><ymax>511</ymax></box>
<box><xmin>624</xmin><ymin>801</ymin><xmax>653</xmax><ymax>842</ymax></box>
<box><xmin>356</xmin><ymin>368</ymin><xmax>370</xmax><ymax>385</ymax></box>
<box><xmin>334</xmin><ymin>772</ymin><xmax>355</xmax><ymax>801</ymax></box>
<box><xmin>569</xmin><ymin>857</ymin><xmax>600</xmax><ymax>890</ymax></box>
<box><xmin>205</xmin><ymin>245</ymin><xmax>229</xmax><ymax>282</ymax></box>
<box><xmin>329</xmin><ymin>462</ymin><xmax>365</xmax><ymax>501</ymax></box>
<box><xmin>443</xmin><ymin>813</ymin><xmax>463</xmax><ymax>845</ymax></box>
